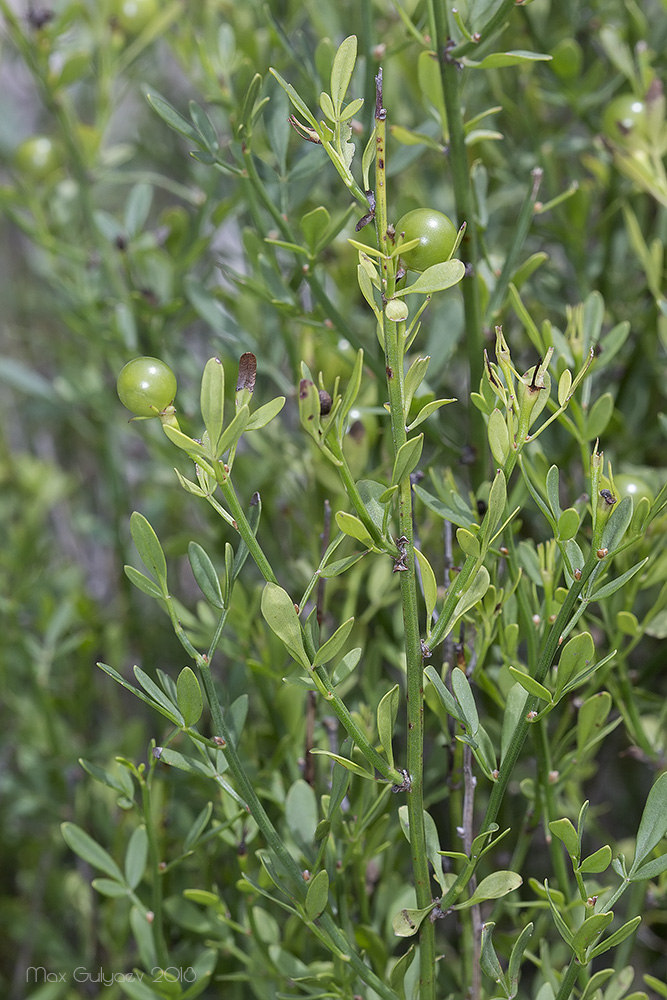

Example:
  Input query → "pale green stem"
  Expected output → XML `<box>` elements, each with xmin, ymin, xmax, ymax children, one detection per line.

<box><xmin>553</xmin><ymin>956</ymin><xmax>581</xmax><ymax>1000</ymax></box>
<box><xmin>374</xmin><ymin>81</ymin><xmax>436</xmax><ymax>1000</ymax></box>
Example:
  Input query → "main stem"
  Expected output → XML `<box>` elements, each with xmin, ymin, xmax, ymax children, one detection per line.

<box><xmin>375</xmin><ymin>73</ymin><xmax>436</xmax><ymax>1000</ymax></box>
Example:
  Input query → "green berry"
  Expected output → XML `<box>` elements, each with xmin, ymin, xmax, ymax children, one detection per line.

<box><xmin>117</xmin><ymin>357</ymin><xmax>177</xmax><ymax>417</ymax></box>
<box><xmin>395</xmin><ymin>208</ymin><xmax>458</xmax><ymax>273</ymax></box>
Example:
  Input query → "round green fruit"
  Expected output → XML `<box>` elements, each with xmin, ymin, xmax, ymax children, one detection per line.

<box><xmin>395</xmin><ymin>208</ymin><xmax>457</xmax><ymax>273</ymax></box>
<box><xmin>14</xmin><ymin>136</ymin><xmax>61</xmax><ymax>180</ymax></box>
<box><xmin>112</xmin><ymin>0</ymin><xmax>158</xmax><ymax>34</ymax></box>
<box><xmin>117</xmin><ymin>357</ymin><xmax>177</xmax><ymax>417</ymax></box>
<box><xmin>613</xmin><ymin>474</ymin><xmax>654</xmax><ymax>506</ymax></box>
<box><xmin>602</xmin><ymin>95</ymin><xmax>648</xmax><ymax>144</ymax></box>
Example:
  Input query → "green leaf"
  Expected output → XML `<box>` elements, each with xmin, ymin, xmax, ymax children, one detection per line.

<box><xmin>261</xmin><ymin>583</ymin><xmax>311</xmax><ymax>670</ymax></box>
<box><xmin>319</xmin><ymin>90</ymin><xmax>336</xmax><ymax>121</ymax></box>
<box><xmin>309</xmin><ymin>749</ymin><xmax>374</xmax><ymax>780</ymax></box>
<box><xmin>335</xmin><ymin>511</ymin><xmax>375</xmax><ymax>547</ymax></box>
<box><xmin>549</xmin><ymin>817</ymin><xmax>579</xmax><ymax>857</ymax></box>
<box><xmin>508</xmin><ymin>666</ymin><xmax>552</xmax><ymax>703</ymax></box>
<box><xmin>200</xmin><ymin>357</ymin><xmax>224</xmax><ymax>451</ymax></box>
<box><xmin>130</xmin><ymin>512</ymin><xmax>168</xmax><ymax>592</ymax></box>
<box><xmin>455</xmin><ymin>871</ymin><xmax>522</xmax><ymax>909</ymax></box>
<box><xmin>544</xmin><ymin>880</ymin><xmax>574</xmax><ymax>946</ymax></box>
<box><xmin>188</xmin><ymin>542</ymin><xmax>224</xmax><ymax>609</ymax></box>
<box><xmin>465</xmin><ymin>50</ymin><xmax>552</xmax><ymax>69</ymax></box>
<box><xmin>392</xmin><ymin>434</ymin><xmax>424</xmax><ymax>486</ymax></box>
<box><xmin>482</xmin><ymin>468</ymin><xmax>508</xmax><ymax>547</ymax></box>
<box><xmin>480</xmin><ymin>923</ymin><xmax>507</xmax><ymax>989</ymax></box>
<box><xmin>415</xmin><ymin>47</ymin><xmax>444</xmax><ymax>115</ymax></box>
<box><xmin>508</xmin><ymin>922</ymin><xmax>534</xmax><ymax>992</ymax></box>
<box><xmin>392</xmin><ymin>902</ymin><xmax>438</xmax><ymax>937</ymax></box>
<box><xmin>579</xmin><ymin>845</ymin><xmax>612</xmax><ymax>874</ymax></box>
<box><xmin>183</xmin><ymin>802</ymin><xmax>213</xmax><ymax>853</ymax></box>
<box><xmin>145</xmin><ymin>88</ymin><xmax>205</xmax><ymax>146</ymax></box>
<box><xmin>286</xmin><ymin>778</ymin><xmax>318</xmax><ymax>849</ymax></box>
<box><xmin>377</xmin><ymin>684</ymin><xmax>400</xmax><ymax>769</ymax></box>
<box><xmin>97</xmin><ymin>662</ymin><xmax>181</xmax><ymax>726</ymax></box>
<box><xmin>628</xmin><ymin>853</ymin><xmax>667</xmax><ymax>881</ymax></box>
<box><xmin>558</xmin><ymin>368</ymin><xmax>573</xmax><ymax>405</ymax></box>
<box><xmin>451</xmin><ymin>668</ymin><xmax>479</xmax><ymax>735</ymax></box>
<box><xmin>424</xmin><ymin>665</ymin><xmax>466</xmax><ymax>726</ymax></box>
<box><xmin>61</xmin><ymin>822</ymin><xmax>125</xmax><ymax>882</ymax></box>
<box><xmin>226</xmin><ymin>694</ymin><xmax>248</xmax><ymax>749</ymax></box>
<box><xmin>558</xmin><ymin>507</ymin><xmax>580</xmax><ymax>541</ymax></box>
<box><xmin>161</xmin><ymin>424</ymin><xmax>215</xmax><ymax>468</ymax></box>
<box><xmin>395</xmin><ymin>259</ymin><xmax>465</xmax><ymax>296</ymax></box>
<box><xmin>406</xmin><ymin>397</ymin><xmax>456</xmax><ymax>430</ymax></box>
<box><xmin>177</xmin><ymin>666</ymin><xmax>203</xmax><ymax>727</ymax></box>
<box><xmin>577</xmin><ymin>692</ymin><xmax>613</xmax><ymax>753</ymax></box>
<box><xmin>320</xmin><ymin>552</ymin><xmax>368</xmax><ymax>578</ymax></box>
<box><xmin>631</xmin><ymin>773</ymin><xmax>667</xmax><ymax>874</ymax></box>
<box><xmin>488</xmin><ymin>407</ymin><xmax>510</xmax><ymax>465</ymax></box>
<box><xmin>341</xmin><ymin>348</ymin><xmax>365</xmax><ymax>420</ymax></box>
<box><xmin>153</xmin><ymin>746</ymin><xmax>216</xmax><ymax>778</ymax></box>
<box><xmin>269</xmin><ymin>68</ymin><xmax>319</xmax><ymax>129</ymax></box>
<box><xmin>586</xmin><ymin>392</ymin><xmax>615</xmax><ymax>440</ymax></box>
<box><xmin>545</xmin><ymin>465</ymin><xmax>562</xmax><ymax>519</ymax></box>
<box><xmin>357</xmin><ymin>262</ymin><xmax>382</xmax><ymax>320</ymax></box>
<box><xmin>643</xmin><ymin>976</ymin><xmax>667</xmax><ymax>999</ymax></box>
<box><xmin>414</xmin><ymin>484</ymin><xmax>476</xmax><ymax>530</ymax></box>
<box><xmin>302</xmin><ymin>205</ymin><xmax>330</xmax><ymax>253</ymax></box>
<box><xmin>79</xmin><ymin>759</ymin><xmax>134</xmax><ymax>798</ymax></box>
<box><xmin>357</xmin><ymin>479</ymin><xmax>388</xmax><ymax>531</ymax></box>
<box><xmin>404</xmin><ymin>356</ymin><xmax>431</xmax><ymax>418</ymax></box>
<box><xmin>390</xmin><ymin>944</ymin><xmax>416</xmax><ymax>994</ymax></box>
<box><xmin>91</xmin><ymin>878</ymin><xmax>129</xmax><ymax>898</ymax></box>
<box><xmin>555</xmin><ymin>631</ymin><xmax>595</xmax><ymax>700</ymax></box>
<box><xmin>591</xmin><ymin>558</ymin><xmax>648</xmax><ymax>602</ymax></box>
<box><xmin>415</xmin><ymin>548</ymin><xmax>438</xmax><ymax>622</ymax></box>
<box><xmin>331</xmin><ymin>647</ymin><xmax>362</xmax><ymax>686</ymax></box>
<box><xmin>457</xmin><ymin>527</ymin><xmax>480</xmax><ymax>559</ymax></box>
<box><xmin>312</xmin><ymin>617</ymin><xmax>355</xmax><ymax>667</ymax></box>
<box><xmin>246</xmin><ymin>397</ymin><xmax>286</xmax><ymax>431</ymax></box>
<box><xmin>452</xmin><ymin>566</ymin><xmax>490</xmax><ymax>622</ymax></box>
<box><xmin>124</xmin><ymin>565</ymin><xmax>164</xmax><ymax>600</ymax></box>
<box><xmin>218</xmin><ymin>403</ymin><xmax>250</xmax><ymax>456</ymax></box>
<box><xmin>124</xmin><ymin>825</ymin><xmax>148</xmax><ymax>890</ymax></box>
<box><xmin>571</xmin><ymin>912</ymin><xmax>614</xmax><ymax>961</ymax></box>
<box><xmin>134</xmin><ymin>666</ymin><xmax>184</xmax><ymax>725</ymax></box>
<box><xmin>601</xmin><ymin>496</ymin><xmax>633</xmax><ymax>552</ymax></box>
<box><xmin>305</xmin><ymin>869</ymin><xmax>329</xmax><ymax>920</ymax></box>
<box><xmin>330</xmin><ymin>35</ymin><xmax>357</xmax><ymax>110</ymax></box>
<box><xmin>587</xmin><ymin>916</ymin><xmax>642</xmax><ymax>960</ymax></box>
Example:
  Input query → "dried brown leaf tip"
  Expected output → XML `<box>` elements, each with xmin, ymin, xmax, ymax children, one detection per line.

<box><xmin>237</xmin><ymin>352</ymin><xmax>257</xmax><ymax>393</ymax></box>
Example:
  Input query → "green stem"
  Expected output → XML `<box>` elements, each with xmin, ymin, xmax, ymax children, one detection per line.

<box><xmin>329</xmin><ymin>439</ymin><xmax>394</xmax><ymax>552</ymax></box>
<box><xmin>431</xmin><ymin>8</ymin><xmax>487</xmax><ymax>487</ymax></box>
<box><xmin>140</xmin><ymin>773</ymin><xmax>168</xmax><ymax>968</ymax></box>
<box><xmin>374</xmin><ymin>83</ymin><xmax>436</xmax><ymax>1000</ymax></box>
<box><xmin>216</xmin><ymin>476</ymin><xmax>278</xmax><ymax>584</ymax></box>
<box><xmin>553</xmin><ymin>956</ymin><xmax>582</xmax><ymax>1000</ymax></box>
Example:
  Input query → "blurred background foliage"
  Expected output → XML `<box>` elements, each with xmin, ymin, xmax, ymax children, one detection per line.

<box><xmin>0</xmin><ymin>0</ymin><xmax>666</xmax><ymax>996</ymax></box>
